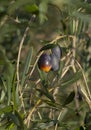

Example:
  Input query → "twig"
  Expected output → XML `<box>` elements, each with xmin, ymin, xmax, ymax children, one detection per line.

<box><xmin>24</xmin><ymin>88</ymin><xmax>54</xmax><ymax>127</ymax></box>
<box><xmin>76</xmin><ymin>60</ymin><xmax>91</xmax><ymax>100</ymax></box>
<box><xmin>54</xmin><ymin>108</ymin><xmax>68</xmax><ymax>130</ymax></box>
<box><xmin>80</xmin><ymin>88</ymin><xmax>91</xmax><ymax>109</ymax></box>
<box><xmin>50</xmin><ymin>35</ymin><xmax>67</xmax><ymax>44</ymax></box>
<box><xmin>16</xmin><ymin>14</ymin><xmax>36</xmax><ymax>112</ymax></box>
<box><xmin>0</xmin><ymin>15</ymin><xmax>8</xmax><ymax>27</ymax></box>
<box><xmin>28</xmin><ymin>51</ymin><xmax>43</xmax><ymax>77</ymax></box>
<box><xmin>16</xmin><ymin>14</ymin><xmax>36</xmax><ymax>88</ymax></box>
<box><xmin>16</xmin><ymin>26</ymin><xmax>29</xmax><ymax>88</ymax></box>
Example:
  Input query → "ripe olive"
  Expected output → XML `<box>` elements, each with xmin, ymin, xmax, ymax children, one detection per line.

<box><xmin>51</xmin><ymin>45</ymin><xmax>62</xmax><ymax>59</ymax></box>
<box><xmin>38</xmin><ymin>45</ymin><xmax>62</xmax><ymax>72</ymax></box>
<box><xmin>38</xmin><ymin>53</ymin><xmax>52</xmax><ymax>72</ymax></box>
<box><xmin>51</xmin><ymin>53</ymin><xmax>60</xmax><ymax>71</ymax></box>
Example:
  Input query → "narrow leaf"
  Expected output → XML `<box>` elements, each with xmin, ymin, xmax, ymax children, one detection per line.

<box><xmin>63</xmin><ymin>91</ymin><xmax>75</xmax><ymax>106</ymax></box>
<box><xmin>38</xmin><ymin>44</ymin><xmax>56</xmax><ymax>53</ymax></box>
<box><xmin>15</xmin><ymin>110</ymin><xmax>24</xmax><ymax>129</ymax></box>
<box><xmin>24</xmin><ymin>4</ymin><xmax>39</xmax><ymax>13</ymax></box>
<box><xmin>61</xmin><ymin>70</ymin><xmax>82</xmax><ymax>87</ymax></box>
<box><xmin>0</xmin><ymin>106</ymin><xmax>13</xmax><ymax>115</ymax></box>
<box><xmin>21</xmin><ymin>47</ymin><xmax>33</xmax><ymax>87</ymax></box>
<box><xmin>38</xmin><ymin>121</ymin><xmax>56</xmax><ymax>129</ymax></box>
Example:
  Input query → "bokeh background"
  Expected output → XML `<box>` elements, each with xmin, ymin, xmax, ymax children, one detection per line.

<box><xmin>0</xmin><ymin>0</ymin><xmax>91</xmax><ymax>130</ymax></box>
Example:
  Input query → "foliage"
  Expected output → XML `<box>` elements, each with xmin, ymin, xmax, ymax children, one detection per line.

<box><xmin>0</xmin><ymin>0</ymin><xmax>91</xmax><ymax>130</ymax></box>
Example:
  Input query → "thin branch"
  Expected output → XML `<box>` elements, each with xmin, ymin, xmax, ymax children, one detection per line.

<box><xmin>16</xmin><ymin>15</ymin><xmax>36</xmax><ymax>113</ymax></box>
<box><xmin>16</xmin><ymin>26</ymin><xmax>29</xmax><ymax>88</ymax></box>
<box><xmin>16</xmin><ymin>14</ymin><xmax>36</xmax><ymax>88</ymax></box>
<box><xmin>76</xmin><ymin>60</ymin><xmax>91</xmax><ymax>100</ymax></box>
<box><xmin>50</xmin><ymin>35</ymin><xmax>67</xmax><ymax>44</ymax></box>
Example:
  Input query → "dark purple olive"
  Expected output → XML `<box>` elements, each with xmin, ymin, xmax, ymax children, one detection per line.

<box><xmin>51</xmin><ymin>45</ymin><xmax>62</xmax><ymax>59</ymax></box>
<box><xmin>38</xmin><ymin>53</ymin><xmax>52</xmax><ymax>72</ymax></box>
<box><xmin>50</xmin><ymin>53</ymin><xmax>60</xmax><ymax>71</ymax></box>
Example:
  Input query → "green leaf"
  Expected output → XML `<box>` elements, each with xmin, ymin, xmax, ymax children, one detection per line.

<box><xmin>63</xmin><ymin>91</ymin><xmax>75</xmax><ymax>106</ymax></box>
<box><xmin>21</xmin><ymin>47</ymin><xmax>33</xmax><ymax>87</ymax></box>
<box><xmin>39</xmin><ymin>1</ymin><xmax>48</xmax><ymax>24</ymax></box>
<box><xmin>42</xmin><ymin>99</ymin><xmax>61</xmax><ymax>109</ymax></box>
<box><xmin>8</xmin><ymin>0</ymin><xmax>33</xmax><ymax>14</ymax></box>
<box><xmin>7</xmin><ymin>113</ymin><xmax>20</xmax><ymax>127</ymax></box>
<box><xmin>38</xmin><ymin>67</ymin><xmax>47</xmax><ymax>81</ymax></box>
<box><xmin>71</xmin><ymin>11</ymin><xmax>91</xmax><ymax>23</ymax></box>
<box><xmin>5</xmin><ymin>110</ymin><xmax>24</xmax><ymax>129</ymax></box>
<box><xmin>38</xmin><ymin>68</ymin><xmax>55</xmax><ymax>102</ymax></box>
<box><xmin>12</xmin><ymin>70</ymin><xmax>17</xmax><ymax>110</ymax></box>
<box><xmin>38</xmin><ymin>44</ymin><xmax>56</xmax><ymax>53</ymax></box>
<box><xmin>37</xmin><ymin>87</ymin><xmax>55</xmax><ymax>103</ymax></box>
<box><xmin>84</xmin><ymin>111</ymin><xmax>91</xmax><ymax>130</ymax></box>
<box><xmin>1</xmin><ymin>54</ymin><xmax>15</xmax><ymax>105</ymax></box>
<box><xmin>15</xmin><ymin>110</ymin><xmax>24</xmax><ymax>129</ymax></box>
<box><xmin>43</xmin><ymin>89</ymin><xmax>55</xmax><ymax>103</ymax></box>
<box><xmin>0</xmin><ymin>106</ymin><xmax>13</xmax><ymax>115</ymax></box>
<box><xmin>24</xmin><ymin>4</ymin><xmax>39</xmax><ymax>13</ymax></box>
<box><xmin>38</xmin><ymin>121</ymin><xmax>56</xmax><ymax>129</ymax></box>
<box><xmin>58</xmin><ymin>60</ymin><xmax>65</xmax><ymax>77</ymax></box>
<box><xmin>61</xmin><ymin>70</ymin><xmax>82</xmax><ymax>87</ymax></box>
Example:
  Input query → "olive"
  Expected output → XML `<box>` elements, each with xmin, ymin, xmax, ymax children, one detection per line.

<box><xmin>38</xmin><ymin>53</ymin><xmax>52</xmax><ymax>72</ymax></box>
<box><xmin>51</xmin><ymin>53</ymin><xmax>60</xmax><ymax>71</ymax></box>
<box><xmin>51</xmin><ymin>45</ymin><xmax>62</xmax><ymax>59</ymax></box>
<box><xmin>38</xmin><ymin>45</ymin><xmax>62</xmax><ymax>72</ymax></box>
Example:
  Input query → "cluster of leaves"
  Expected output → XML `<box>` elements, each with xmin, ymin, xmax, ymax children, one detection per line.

<box><xmin>0</xmin><ymin>0</ymin><xmax>91</xmax><ymax>130</ymax></box>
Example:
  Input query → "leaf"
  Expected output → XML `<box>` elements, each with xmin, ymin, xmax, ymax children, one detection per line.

<box><xmin>38</xmin><ymin>67</ymin><xmax>47</xmax><ymax>82</ymax></box>
<box><xmin>15</xmin><ymin>110</ymin><xmax>24</xmax><ymax>129</ymax></box>
<box><xmin>51</xmin><ymin>0</ymin><xmax>73</xmax><ymax>9</ymax></box>
<box><xmin>0</xmin><ymin>106</ymin><xmax>13</xmax><ymax>115</ymax></box>
<box><xmin>8</xmin><ymin>0</ymin><xmax>33</xmax><ymax>14</ymax></box>
<box><xmin>58</xmin><ymin>60</ymin><xmax>65</xmax><ymax>77</ymax></box>
<box><xmin>79</xmin><ymin>126</ymin><xmax>85</xmax><ymax>130</ymax></box>
<box><xmin>39</xmin><ymin>1</ymin><xmax>48</xmax><ymax>24</ymax></box>
<box><xmin>37</xmin><ymin>87</ymin><xmax>55</xmax><ymax>103</ymax></box>
<box><xmin>0</xmin><ymin>90</ymin><xmax>5</xmax><ymax>103</ymax></box>
<box><xmin>38</xmin><ymin>44</ymin><xmax>56</xmax><ymax>53</ymax></box>
<box><xmin>21</xmin><ymin>47</ymin><xmax>33</xmax><ymax>87</ymax></box>
<box><xmin>38</xmin><ymin>68</ymin><xmax>55</xmax><ymax>102</ymax></box>
<box><xmin>7</xmin><ymin>113</ymin><xmax>20</xmax><ymax>127</ymax></box>
<box><xmin>71</xmin><ymin>11</ymin><xmax>91</xmax><ymax>23</ymax></box>
<box><xmin>42</xmin><ymin>99</ymin><xmax>61</xmax><ymax>109</ymax></box>
<box><xmin>61</xmin><ymin>70</ymin><xmax>82</xmax><ymax>87</ymax></box>
<box><xmin>43</xmin><ymin>89</ymin><xmax>55</xmax><ymax>103</ymax></box>
<box><xmin>24</xmin><ymin>4</ymin><xmax>39</xmax><ymax>14</ymax></box>
<box><xmin>63</xmin><ymin>91</ymin><xmax>75</xmax><ymax>106</ymax></box>
<box><xmin>5</xmin><ymin>110</ymin><xmax>24</xmax><ymax>129</ymax></box>
<box><xmin>12</xmin><ymin>70</ymin><xmax>18</xmax><ymax>110</ymax></box>
<box><xmin>84</xmin><ymin>111</ymin><xmax>91</xmax><ymax>130</ymax></box>
<box><xmin>1</xmin><ymin>55</ymin><xmax>15</xmax><ymax>105</ymax></box>
<box><xmin>38</xmin><ymin>121</ymin><xmax>56</xmax><ymax>129</ymax></box>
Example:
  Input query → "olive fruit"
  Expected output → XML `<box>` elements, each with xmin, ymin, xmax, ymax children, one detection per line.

<box><xmin>38</xmin><ymin>53</ymin><xmax>52</xmax><ymax>72</ymax></box>
<box><xmin>51</xmin><ymin>53</ymin><xmax>60</xmax><ymax>71</ymax></box>
<box><xmin>38</xmin><ymin>45</ymin><xmax>62</xmax><ymax>72</ymax></box>
<box><xmin>51</xmin><ymin>45</ymin><xmax>62</xmax><ymax>71</ymax></box>
<box><xmin>51</xmin><ymin>45</ymin><xmax>62</xmax><ymax>59</ymax></box>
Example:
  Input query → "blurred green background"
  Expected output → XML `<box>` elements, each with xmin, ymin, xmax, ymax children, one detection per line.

<box><xmin>0</xmin><ymin>0</ymin><xmax>91</xmax><ymax>130</ymax></box>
